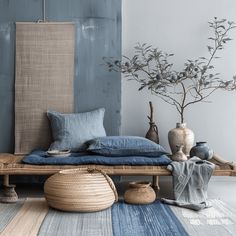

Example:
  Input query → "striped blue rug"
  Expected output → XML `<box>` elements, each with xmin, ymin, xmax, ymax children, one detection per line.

<box><xmin>0</xmin><ymin>198</ymin><xmax>187</xmax><ymax>236</ymax></box>
<box><xmin>1</xmin><ymin>198</ymin><xmax>235</xmax><ymax>235</ymax></box>
<box><xmin>112</xmin><ymin>201</ymin><xmax>188</xmax><ymax>236</ymax></box>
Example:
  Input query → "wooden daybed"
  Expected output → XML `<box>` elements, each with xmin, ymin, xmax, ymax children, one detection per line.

<box><xmin>0</xmin><ymin>153</ymin><xmax>235</xmax><ymax>190</ymax></box>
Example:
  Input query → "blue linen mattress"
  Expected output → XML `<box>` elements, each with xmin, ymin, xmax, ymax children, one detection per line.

<box><xmin>22</xmin><ymin>150</ymin><xmax>171</xmax><ymax>166</ymax></box>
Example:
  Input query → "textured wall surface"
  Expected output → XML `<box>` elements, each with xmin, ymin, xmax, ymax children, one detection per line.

<box><xmin>122</xmin><ymin>0</ymin><xmax>236</xmax><ymax>161</ymax></box>
<box><xmin>0</xmin><ymin>0</ymin><xmax>121</xmax><ymax>153</ymax></box>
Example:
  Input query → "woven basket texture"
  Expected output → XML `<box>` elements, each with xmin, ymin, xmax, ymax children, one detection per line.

<box><xmin>44</xmin><ymin>168</ymin><xmax>118</xmax><ymax>212</ymax></box>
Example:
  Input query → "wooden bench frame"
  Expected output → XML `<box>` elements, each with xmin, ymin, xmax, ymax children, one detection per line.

<box><xmin>0</xmin><ymin>153</ymin><xmax>235</xmax><ymax>192</ymax></box>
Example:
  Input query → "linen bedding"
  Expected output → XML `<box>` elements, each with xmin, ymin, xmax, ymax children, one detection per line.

<box><xmin>22</xmin><ymin>150</ymin><xmax>171</xmax><ymax>166</ymax></box>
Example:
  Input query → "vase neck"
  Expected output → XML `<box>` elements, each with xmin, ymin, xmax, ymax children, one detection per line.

<box><xmin>196</xmin><ymin>142</ymin><xmax>207</xmax><ymax>146</ymax></box>
<box><xmin>176</xmin><ymin>123</ymin><xmax>186</xmax><ymax>128</ymax></box>
<box><xmin>176</xmin><ymin>145</ymin><xmax>184</xmax><ymax>152</ymax></box>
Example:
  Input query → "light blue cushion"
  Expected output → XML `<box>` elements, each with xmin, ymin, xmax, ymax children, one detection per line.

<box><xmin>47</xmin><ymin>108</ymin><xmax>106</xmax><ymax>152</ymax></box>
<box><xmin>87</xmin><ymin>136</ymin><xmax>169</xmax><ymax>157</ymax></box>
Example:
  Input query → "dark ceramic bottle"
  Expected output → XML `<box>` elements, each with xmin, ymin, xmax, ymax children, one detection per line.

<box><xmin>190</xmin><ymin>142</ymin><xmax>213</xmax><ymax>160</ymax></box>
<box><xmin>145</xmin><ymin>101</ymin><xmax>159</xmax><ymax>144</ymax></box>
<box><xmin>145</xmin><ymin>122</ymin><xmax>159</xmax><ymax>144</ymax></box>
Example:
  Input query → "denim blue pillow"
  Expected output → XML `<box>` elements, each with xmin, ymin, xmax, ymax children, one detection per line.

<box><xmin>87</xmin><ymin>136</ymin><xmax>169</xmax><ymax>157</ymax></box>
<box><xmin>47</xmin><ymin>108</ymin><xmax>106</xmax><ymax>152</ymax></box>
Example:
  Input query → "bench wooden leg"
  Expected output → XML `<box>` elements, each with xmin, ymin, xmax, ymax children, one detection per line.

<box><xmin>152</xmin><ymin>176</ymin><xmax>160</xmax><ymax>191</ymax></box>
<box><xmin>1</xmin><ymin>175</ymin><xmax>18</xmax><ymax>203</ymax></box>
<box><xmin>3</xmin><ymin>175</ymin><xmax>9</xmax><ymax>186</ymax></box>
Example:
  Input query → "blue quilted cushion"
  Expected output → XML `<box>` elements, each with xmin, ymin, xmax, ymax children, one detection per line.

<box><xmin>87</xmin><ymin>136</ymin><xmax>169</xmax><ymax>157</ymax></box>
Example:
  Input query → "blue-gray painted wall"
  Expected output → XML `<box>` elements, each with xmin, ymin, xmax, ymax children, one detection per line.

<box><xmin>0</xmin><ymin>0</ymin><xmax>121</xmax><ymax>153</ymax></box>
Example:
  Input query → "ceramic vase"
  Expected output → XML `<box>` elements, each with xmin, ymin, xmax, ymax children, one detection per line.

<box><xmin>145</xmin><ymin>122</ymin><xmax>159</xmax><ymax>144</ymax></box>
<box><xmin>190</xmin><ymin>142</ymin><xmax>214</xmax><ymax>160</ymax></box>
<box><xmin>171</xmin><ymin>145</ymin><xmax>188</xmax><ymax>162</ymax></box>
<box><xmin>124</xmin><ymin>181</ymin><xmax>156</xmax><ymax>204</ymax></box>
<box><xmin>168</xmin><ymin>123</ymin><xmax>194</xmax><ymax>156</ymax></box>
<box><xmin>145</xmin><ymin>101</ymin><xmax>159</xmax><ymax>144</ymax></box>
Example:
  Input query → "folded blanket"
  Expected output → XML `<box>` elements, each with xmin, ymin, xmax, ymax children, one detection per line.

<box><xmin>22</xmin><ymin>150</ymin><xmax>171</xmax><ymax>166</ymax></box>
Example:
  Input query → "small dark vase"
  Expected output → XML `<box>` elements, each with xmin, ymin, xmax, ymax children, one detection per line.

<box><xmin>145</xmin><ymin>122</ymin><xmax>159</xmax><ymax>144</ymax></box>
<box><xmin>190</xmin><ymin>142</ymin><xmax>214</xmax><ymax>160</ymax></box>
<box><xmin>145</xmin><ymin>101</ymin><xmax>159</xmax><ymax>144</ymax></box>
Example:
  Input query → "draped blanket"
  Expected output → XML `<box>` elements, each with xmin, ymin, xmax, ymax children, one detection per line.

<box><xmin>15</xmin><ymin>23</ymin><xmax>75</xmax><ymax>154</ymax></box>
<box><xmin>162</xmin><ymin>157</ymin><xmax>215</xmax><ymax>211</ymax></box>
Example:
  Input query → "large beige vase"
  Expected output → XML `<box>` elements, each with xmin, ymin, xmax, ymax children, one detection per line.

<box><xmin>168</xmin><ymin>123</ymin><xmax>194</xmax><ymax>156</ymax></box>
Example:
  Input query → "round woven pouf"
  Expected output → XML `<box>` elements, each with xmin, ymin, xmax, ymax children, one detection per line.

<box><xmin>44</xmin><ymin>168</ymin><xmax>118</xmax><ymax>212</ymax></box>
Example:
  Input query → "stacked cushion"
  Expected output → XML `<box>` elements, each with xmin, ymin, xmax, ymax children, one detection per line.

<box><xmin>87</xmin><ymin>136</ymin><xmax>168</xmax><ymax>157</ymax></box>
<box><xmin>47</xmin><ymin>108</ymin><xmax>169</xmax><ymax>158</ymax></box>
<box><xmin>47</xmin><ymin>108</ymin><xmax>106</xmax><ymax>152</ymax></box>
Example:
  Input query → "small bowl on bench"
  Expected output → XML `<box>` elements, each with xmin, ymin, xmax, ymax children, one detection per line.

<box><xmin>47</xmin><ymin>149</ymin><xmax>71</xmax><ymax>158</ymax></box>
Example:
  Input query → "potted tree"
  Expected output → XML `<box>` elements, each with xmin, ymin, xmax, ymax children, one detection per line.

<box><xmin>105</xmin><ymin>18</ymin><xmax>236</xmax><ymax>155</ymax></box>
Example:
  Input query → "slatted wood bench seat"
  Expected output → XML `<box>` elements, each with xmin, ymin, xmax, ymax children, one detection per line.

<box><xmin>0</xmin><ymin>153</ymin><xmax>235</xmax><ymax>190</ymax></box>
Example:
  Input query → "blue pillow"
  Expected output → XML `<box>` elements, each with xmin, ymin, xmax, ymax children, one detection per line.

<box><xmin>87</xmin><ymin>136</ymin><xmax>169</xmax><ymax>157</ymax></box>
<box><xmin>47</xmin><ymin>108</ymin><xmax>106</xmax><ymax>152</ymax></box>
